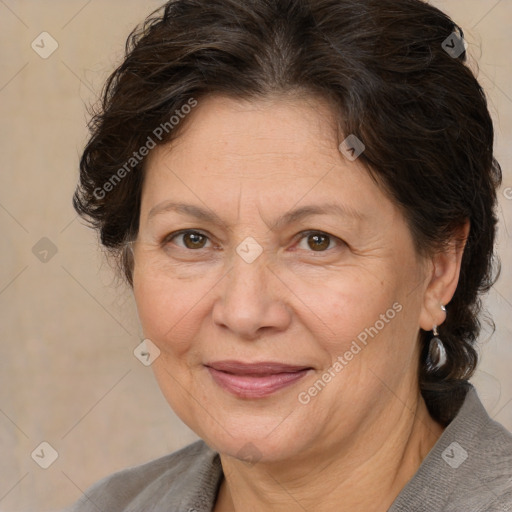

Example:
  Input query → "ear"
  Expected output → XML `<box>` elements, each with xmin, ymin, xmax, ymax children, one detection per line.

<box><xmin>418</xmin><ymin>220</ymin><xmax>470</xmax><ymax>331</ymax></box>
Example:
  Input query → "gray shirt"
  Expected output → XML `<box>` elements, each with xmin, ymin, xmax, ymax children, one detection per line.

<box><xmin>65</xmin><ymin>385</ymin><xmax>512</xmax><ymax>511</ymax></box>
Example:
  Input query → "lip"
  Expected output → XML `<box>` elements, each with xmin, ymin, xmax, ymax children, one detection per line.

<box><xmin>205</xmin><ymin>360</ymin><xmax>312</xmax><ymax>398</ymax></box>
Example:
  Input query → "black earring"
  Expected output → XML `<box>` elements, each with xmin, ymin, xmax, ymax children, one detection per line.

<box><xmin>426</xmin><ymin>305</ymin><xmax>447</xmax><ymax>371</ymax></box>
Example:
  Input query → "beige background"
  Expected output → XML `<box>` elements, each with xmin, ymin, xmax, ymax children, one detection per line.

<box><xmin>0</xmin><ymin>1</ymin><xmax>511</xmax><ymax>510</ymax></box>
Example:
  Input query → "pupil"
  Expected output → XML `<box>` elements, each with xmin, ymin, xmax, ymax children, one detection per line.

<box><xmin>186</xmin><ymin>232</ymin><xmax>204</xmax><ymax>248</ymax></box>
<box><xmin>309</xmin><ymin>234</ymin><xmax>329</xmax><ymax>251</ymax></box>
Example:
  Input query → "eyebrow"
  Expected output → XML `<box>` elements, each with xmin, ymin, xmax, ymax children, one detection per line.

<box><xmin>147</xmin><ymin>201</ymin><xmax>365</xmax><ymax>229</ymax></box>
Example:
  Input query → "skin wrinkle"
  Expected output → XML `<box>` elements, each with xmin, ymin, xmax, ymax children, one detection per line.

<box><xmin>236</xmin><ymin>182</ymin><xmax>242</xmax><ymax>226</ymax></box>
<box><xmin>132</xmin><ymin>94</ymin><xmax>464</xmax><ymax>512</ymax></box>
<box><xmin>69</xmin><ymin>1</ymin><xmax>504</xmax><ymax>507</ymax></box>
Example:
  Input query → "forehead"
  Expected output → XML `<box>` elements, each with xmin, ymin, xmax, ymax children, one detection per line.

<box><xmin>140</xmin><ymin>94</ymin><xmax>395</xmax><ymax>224</ymax></box>
<box><xmin>147</xmin><ymin>93</ymin><xmax>340</xmax><ymax>170</ymax></box>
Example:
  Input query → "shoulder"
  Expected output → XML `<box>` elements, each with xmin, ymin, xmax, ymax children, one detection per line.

<box><xmin>454</xmin><ymin>386</ymin><xmax>512</xmax><ymax>509</ymax></box>
<box><xmin>390</xmin><ymin>385</ymin><xmax>512</xmax><ymax>512</ymax></box>
<box><xmin>463</xmin><ymin>400</ymin><xmax>512</xmax><ymax>511</ymax></box>
<box><xmin>63</xmin><ymin>440</ymin><xmax>222</xmax><ymax>512</ymax></box>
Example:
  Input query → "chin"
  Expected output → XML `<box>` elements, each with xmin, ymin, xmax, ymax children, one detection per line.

<box><xmin>193</xmin><ymin>415</ymin><xmax>315</xmax><ymax>464</ymax></box>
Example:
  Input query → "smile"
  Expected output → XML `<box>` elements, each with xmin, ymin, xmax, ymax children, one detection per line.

<box><xmin>205</xmin><ymin>361</ymin><xmax>313</xmax><ymax>399</ymax></box>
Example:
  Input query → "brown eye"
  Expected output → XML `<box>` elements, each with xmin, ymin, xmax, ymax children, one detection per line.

<box><xmin>297</xmin><ymin>231</ymin><xmax>338</xmax><ymax>252</ymax></box>
<box><xmin>307</xmin><ymin>233</ymin><xmax>331</xmax><ymax>251</ymax></box>
<box><xmin>167</xmin><ymin>230</ymin><xmax>210</xmax><ymax>249</ymax></box>
<box><xmin>183</xmin><ymin>232</ymin><xmax>207</xmax><ymax>249</ymax></box>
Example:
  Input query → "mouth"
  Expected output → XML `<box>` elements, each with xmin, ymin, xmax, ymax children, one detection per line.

<box><xmin>204</xmin><ymin>360</ymin><xmax>313</xmax><ymax>399</ymax></box>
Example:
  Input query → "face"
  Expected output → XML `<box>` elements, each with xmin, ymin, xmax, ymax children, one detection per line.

<box><xmin>132</xmin><ymin>93</ymin><xmax>431</xmax><ymax>463</ymax></box>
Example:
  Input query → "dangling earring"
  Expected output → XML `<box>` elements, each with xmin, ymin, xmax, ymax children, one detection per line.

<box><xmin>427</xmin><ymin>324</ymin><xmax>447</xmax><ymax>371</ymax></box>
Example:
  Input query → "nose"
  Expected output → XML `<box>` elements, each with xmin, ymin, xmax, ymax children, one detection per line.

<box><xmin>211</xmin><ymin>252</ymin><xmax>292</xmax><ymax>340</ymax></box>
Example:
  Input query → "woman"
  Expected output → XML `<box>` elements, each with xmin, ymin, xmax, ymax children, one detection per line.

<box><xmin>65</xmin><ymin>0</ymin><xmax>512</xmax><ymax>510</ymax></box>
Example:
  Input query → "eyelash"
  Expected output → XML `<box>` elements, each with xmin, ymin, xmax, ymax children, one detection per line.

<box><xmin>162</xmin><ymin>229</ymin><xmax>344</xmax><ymax>253</ymax></box>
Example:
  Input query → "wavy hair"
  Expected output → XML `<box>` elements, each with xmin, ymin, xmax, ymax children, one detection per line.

<box><xmin>74</xmin><ymin>0</ymin><xmax>502</xmax><ymax>424</ymax></box>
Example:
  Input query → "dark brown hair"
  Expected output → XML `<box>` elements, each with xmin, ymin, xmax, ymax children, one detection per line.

<box><xmin>74</xmin><ymin>0</ymin><xmax>502</xmax><ymax>424</ymax></box>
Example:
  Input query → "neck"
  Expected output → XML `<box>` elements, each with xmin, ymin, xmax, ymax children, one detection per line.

<box><xmin>214</xmin><ymin>393</ymin><xmax>444</xmax><ymax>512</ymax></box>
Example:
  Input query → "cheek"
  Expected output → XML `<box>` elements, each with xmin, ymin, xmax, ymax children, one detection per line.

<box><xmin>297</xmin><ymin>268</ymin><xmax>417</xmax><ymax>385</ymax></box>
<box><xmin>287</xmin><ymin>264</ymin><xmax>400</xmax><ymax>347</ymax></box>
<box><xmin>132</xmin><ymin>268</ymin><xmax>208</xmax><ymax>356</ymax></box>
